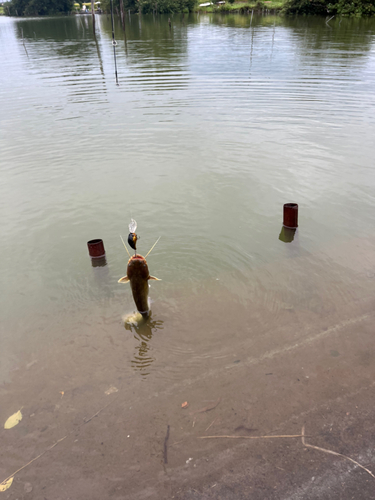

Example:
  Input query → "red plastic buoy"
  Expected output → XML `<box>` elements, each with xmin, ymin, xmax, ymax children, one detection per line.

<box><xmin>283</xmin><ymin>203</ymin><xmax>298</xmax><ymax>229</ymax></box>
<box><xmin>87</xmin><ymin>239</ymin><xmax>105</xmax><ymax>258</ymax></box>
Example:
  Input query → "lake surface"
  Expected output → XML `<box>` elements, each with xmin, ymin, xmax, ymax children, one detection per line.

<box><xmin>2</xmin><ymin>12</ymin><xmax>375</xmax><ymax>498</ymax></box>
<box><xmin>1</xmin><ymin>12</ymin><xmax>375</xmax><ymax>381</ymax></box>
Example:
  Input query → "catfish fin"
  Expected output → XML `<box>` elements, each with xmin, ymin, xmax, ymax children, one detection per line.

<box><xmin>148</xmin><ymin>276</ymin><xmax>161</xmax><ymax>281</ymax></box>
<box><xmin>118</xmin><ymin>276</ymin><xmax>130</xmax><ymax>283</ymax></box>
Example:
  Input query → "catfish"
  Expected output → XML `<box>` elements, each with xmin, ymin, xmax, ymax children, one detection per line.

<box><xmin>118</xmin><ymin>253</ymin><xmax>160</xmax><ymax>318</ymax></box>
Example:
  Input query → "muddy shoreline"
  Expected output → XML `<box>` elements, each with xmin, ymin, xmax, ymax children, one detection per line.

<box><xmin>1</xmin><ymin>236</ymin><xmax>375</xmax><ymax>499</ymax></box>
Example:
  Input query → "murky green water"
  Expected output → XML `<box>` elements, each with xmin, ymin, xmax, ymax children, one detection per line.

<box><xmin>1</xmin><ymin>13</ymin><xmax>375</xmax><ymax>383</ymax></box>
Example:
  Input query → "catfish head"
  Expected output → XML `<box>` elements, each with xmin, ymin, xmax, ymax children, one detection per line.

<box><xmin>118</xmin><ymin>254</ymin><xmax>160</xmax><ymax>318</ymax></box>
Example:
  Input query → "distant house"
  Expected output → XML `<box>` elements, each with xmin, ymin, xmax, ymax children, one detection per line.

<box><xmin>199</xmin><ymin>1</ymin><xmax>225</xmax><ymax>5</ymax></box>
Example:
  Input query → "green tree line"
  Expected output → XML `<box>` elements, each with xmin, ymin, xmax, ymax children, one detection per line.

<box><xmin>3</xmin><ymin>0</ymin><xmax>196</xmax><ymax>15</ymax></box>
<box><xmin>283</xmin><ymin>0</ymin><xmax>375</xmax><ymax>16</ymax></box>
<box><xmin>3</xmin><ymin>0</ymin><xmax>375</xmax><ymax>18</ymax></box>
<box><xmin>99</xmin><ymin>0</ymin><xmax>196</xmax><ymax>14</ymax></box>
<box><xmin>4</xmin><ymin>0</ymin><xmax>73</xmax><ymax>15</ymax></box>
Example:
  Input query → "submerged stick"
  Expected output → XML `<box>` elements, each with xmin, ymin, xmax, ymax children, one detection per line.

<box><xmin>0</xmin><ymin>435</ymin><xmax>67</xmax><ymax>487</ymax></box>
<box><xmin>170</xmin><ymin>439</ymin><xmax>184</xmax><ymax>447</ymax></box>
<box><xmin>0</xmin><ymin>394</ymin><xmax>119</xmax><ymax>489</ymax></box>
<box><xmin>163</xmin><ymin>425</ymin><xmax>170</xmax><ymax>464</ymax></box>
<box><xmin>199</xmin><ymin>434</ymin><xmax>304</xmax><ymax>440</ymax></box>
<box><xmin>301</xmin><ymin>426</ymin><xmax>375</xmax><ymax>479</ymax></box>
<box><xmin>84</xmin><ymin>395</ymin><xmax>119</xmax><ymax>424</ymax></box>
<box><xmin>205</xmin><ymin>418</ymin><xmax>217</xmax><ymax>433</ymax></box>
<box><xmin>190</xmin><ymin>398</ymin><xmax>221</xmax><ymax>415</ymax></box>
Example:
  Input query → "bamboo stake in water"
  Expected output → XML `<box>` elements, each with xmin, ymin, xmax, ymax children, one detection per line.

<box><xmin>110</xmin><ymin>0</ymin><xmax>119</xmax><ymax>85</ymax></box>
<box><xmin>120</xmin><ymin>0</ymin><xmax>126</xmax><ymax>32</ymax></box>
<box><xmin>91</xmin><ymin>0</ymin><xmax>96</xmax><ymax>34</ymax></box>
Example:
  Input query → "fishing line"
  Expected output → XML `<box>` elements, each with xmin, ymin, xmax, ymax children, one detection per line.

<box><xmin>145</xmin><ymin>236</ymin><xmax>161</xmax><ymax>258</ymax></box>
<box><xmin>110</xmin><ymin>0</ymin><xmax>119</xmax><ymax>85</ymax></box>
<box><xmin>120</xmin><ymin>235</ymin><xmax>131</xmax><ymax>257</ymax></box>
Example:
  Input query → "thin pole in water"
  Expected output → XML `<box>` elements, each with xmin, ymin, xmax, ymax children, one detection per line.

<box><xmin>110</xmin><ymin>0</ymin><xmax>119</xmax><ymax>85</ymax></box>
<box><xmin>249</xmin><ymin>11</ymin><xmax>254</xmax><ymax>69</ymax></box>
<box><xmin>119</xmin><ymin>0</ymin><xmax>126</xmax><ymax>32</ymax></box>
<box><xmin>91</xmin><ymin>0</ymin><xmax>96</xmax><ymax>34</ymax></box>
<box><xmin>21</xmin><ymin>28</ymin><xmax>29</xmax><ymax>57</ymax></box>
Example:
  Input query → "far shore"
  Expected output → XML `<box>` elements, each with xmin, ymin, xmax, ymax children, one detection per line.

<box><xmin>196</xmin><ymin>0</ymin><xmax>283</xmax><ymax>13</ymax></box>
<box><xmin>0</xmin><ymin>0</ymin><xmax>290</xmax><ymax>17</ymax></box>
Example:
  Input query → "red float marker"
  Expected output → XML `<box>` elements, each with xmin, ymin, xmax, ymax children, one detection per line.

<box><xmin>87</xmin><ymin>239</ymin><xmax>106</xmax><ymax>259</ymax></box>
<box><xmin>283</xmin><ymin>203</ymin><xmax>298</xmax><ymax>229</ymax></box>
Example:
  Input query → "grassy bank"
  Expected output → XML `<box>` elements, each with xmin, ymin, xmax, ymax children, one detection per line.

<box><xmin>196</xmin><ymin>0</ymin><xmax>284</xmax><ymax>12</ymax></box>
<box><xmin>72</xmin><ymin>1</ymin><xmax>284</xmax><ymax>14</ymax></box>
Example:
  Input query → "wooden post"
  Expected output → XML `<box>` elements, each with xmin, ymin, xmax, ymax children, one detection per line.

<box><xmin>120</xmin><ymin>0</ymin><xmax>125</xmax><ymax>31</ymax></box>
<box><xmin>91</xmin><ymin>0</ymin><xmax>96</xmax><ymax>34</ymax></box>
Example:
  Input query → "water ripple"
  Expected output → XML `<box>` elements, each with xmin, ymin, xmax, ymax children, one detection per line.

<box><xmin>1</xmin><ymin>13</ymin><xmax>375</xmax><ymax>383</ymax></box>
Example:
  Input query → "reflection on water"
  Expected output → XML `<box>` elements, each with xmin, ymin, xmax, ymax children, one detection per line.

<box><xmin>279</xmin><ymin>227</ymin><xmax>296</xmax><ymax>243</ymax></box>
<box><xmin>125</xmin><ymin>315</ymin><xmax>164</xmax><ymax>376</ymax></box>
<box><xmin>91</xmin><ymin>256</ymin><xmax>107</xmax><ymax>267</ymax></box>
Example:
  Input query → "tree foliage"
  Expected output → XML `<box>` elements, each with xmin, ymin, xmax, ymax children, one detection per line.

<box><xmin>100</xmin><ymin>0</ymin><xmax>196</xmax><ymax>14</ymax></box>
<box><xmin>138</xmin><ymin>0</ymin><xmax>196</xmax><ymax>13</ymax></box>
<box><xmin>282</xmin><ymin>0</ymin><xmax>327</xmax><ymax>15</ymax></box>
<box><xmin>283</xmin><ymin>0</ymin><xmax>375</xmax><ymax>15</ymax></box>
<box><xmin>4</xmin><ymin>0</ymin><xmax>74</xmax><ymax>15</ymax></box>
<box><xmin>327</xmin><ymin>0</ymin><xmax>375</xmax><ymax>15</ymax></box>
